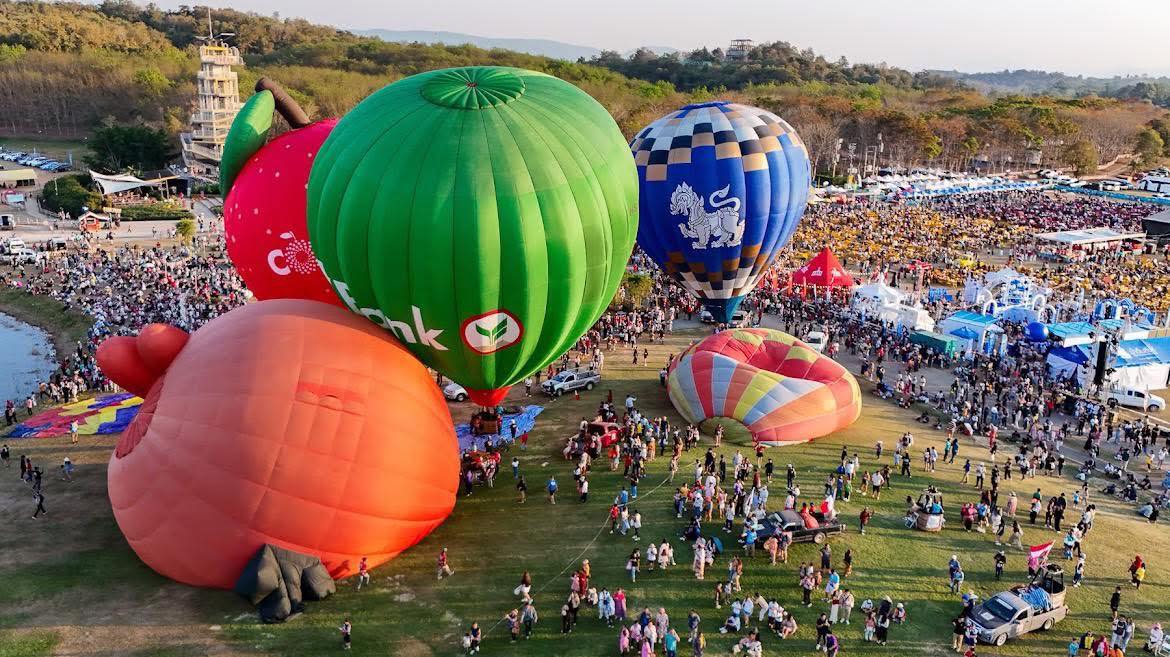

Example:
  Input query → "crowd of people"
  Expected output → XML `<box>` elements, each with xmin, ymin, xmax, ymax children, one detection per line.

<box><xmin>1</xmin><ymin>234</ymin><xmax>246</xmax><ymax>414</ymax></box>
<box><xmin>3</xmin><ymin>188</ymin><xmax>1170</xmax><ymax>655</ymax></box>
<box><xmin>784</xmin><ymin>190</ymin><xmax>1170</xmax><ymax>310</ymax></box>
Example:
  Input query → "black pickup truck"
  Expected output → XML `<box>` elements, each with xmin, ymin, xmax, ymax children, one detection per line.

<box><xmin>750</xmin><ymin>509</ymin><xmax>846</xmax><ymax>545</ymax></box>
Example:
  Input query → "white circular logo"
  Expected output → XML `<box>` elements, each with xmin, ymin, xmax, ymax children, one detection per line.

<box><xmin>461</xmin><ymin>310</ymin><xmax>523</xmax><ymax>355</ymax></box>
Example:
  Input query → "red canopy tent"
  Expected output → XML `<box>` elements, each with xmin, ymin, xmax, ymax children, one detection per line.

<box><xmin>791</xmin><ymin>247</ymin><xmax>855</xmax><ymax>288</ymax></box>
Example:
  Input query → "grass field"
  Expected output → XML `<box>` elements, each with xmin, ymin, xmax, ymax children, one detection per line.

<box><xmin>0</xmin><ymin>325</ymin><xmax>1167</xmax><ymax>656</ymax></box>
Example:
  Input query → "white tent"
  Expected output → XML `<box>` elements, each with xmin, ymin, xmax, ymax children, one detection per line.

<box><xmin>89</xmin><ymin>170</ymin><xmax>165</xmax><ymax>196</ymax></box>
<box><xmin>1138</xmin><ymin>175</ymin><xmax>1170</xmax><ymax>194</ymax></box>
<box><xmin>852</xmin><ymin>276</ymin><xmax>935</xmax><ymax>331</ymax></box>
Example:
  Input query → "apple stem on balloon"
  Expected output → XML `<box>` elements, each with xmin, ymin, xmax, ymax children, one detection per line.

<box><xmin>255</xmin><ymin>77</ymin><xmax>311</xmax><ymax>129</ymax></box>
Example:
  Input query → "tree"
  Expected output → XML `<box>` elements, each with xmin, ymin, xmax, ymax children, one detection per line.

<box><xmin>83</xmin><ymin>125</ymin><xmax>178</xmax><ymax>174</ymax></box>
<box><xmin>610</xmin><ymin>272</ymin><xmax>654</xmax><ymax>310</ymax></box>
<box><xmin>923</xmin><ymin>135</ymin><xmax>943</xmax><ymax>161</ymax></box>
<box><xmin>175</xmin><ymin>218</ymin><xmax>196</xmax><ymax>244</ymax></box>
<box><xmin>39</xmin><ymin>175</ymin><xmax>102</xmax><ymax>218</ymax></box>
<box><xmin>1134</xmin><ymin>128</ymin><xmax>1165</xmax><ymax>168</ymax></box>
<box><xmin>1063</xmin><ymin>139</ymin><xmax>1099</xmax><ymax>175</ymax></box>
<box><xmin>1149</xmin><ymin>118</ymin><xmax>1170</xmax><ymax>156</ymax></box>
<box><xmin>133</xmin><ymin>66</ymin><xmax>171</xmax><ymax>97</ymax></box>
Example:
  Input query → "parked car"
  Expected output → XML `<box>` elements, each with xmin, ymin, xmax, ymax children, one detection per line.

<box><xmin>1</xmin><ymin>248</ymin><xmax>42</xmax><ymax>265</ymax></box>
<box><xmin>541</xmin><ymin>367</ymin><xmax>601</xmax><ymax>396</ymax></box>
<box><xmin>968</xmin><ymin>591</ymin><xmax>1067</xmax><ymax>646</ymax></box>
<box><xmin>1104</xmin><ymin>386</ymin><xmax>1165</xmax><ymax>412</ymax></box>
<box><xmin>442</xmin><ymin>381</ymin><xmax>469</xmax><ymax>402</ymax></box>
<box><xmin>803</xmin><ymin>331</ymin><xmax>828</xmax><ymax>353</ymax></box>
<box><xmin>699</xmin><ymin>309</ymin><xmax>716</xmax><ymax>324</ymax></box>
<box><xmin>728</xmin><ymin>309</ymin><xmax>750</xmax><ymax>327</ymax></box>
<box><xmin>751</xmin><ymin>509</ymin><xmax>845</xmax><ymax>545</ymax></box>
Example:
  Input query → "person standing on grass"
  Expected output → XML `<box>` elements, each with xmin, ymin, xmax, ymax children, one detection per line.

<box><xmin>516</xmin><ymin>475</ymin><xmax>528</xmax><ymax>503</ymax></box>
<box><xmin>356</xmin><ymin>557</ymin><xmax>370</xmax><ymax>590</ymax></box>
<box><xmin>339</xmin><ymin>618</ymin><xmax>352</xmax><ymax>650</ymax></box>
<box><xmin>32</xmin><ymin>489</ymin><xmax>46</xmax><ymax>519</ymax></box>
<box><xmin>870</xmin><ymin>470</ymin><xmax>884</xmax><ymax>500</ymax></box>
<box><xmin>1110</xmin><ymin>585</ymin><xmax>1121</xmax><ymax>621</ymax></box>
<box><xmin>437</xmin><ymin>547</ymin><xmax>454</xmax><ymax>580</ymax></box>
<box><xmin>691</xmin><ymin>629</ymin><xmax>705</xmax><ymax>657</ymax></box>
<box><xmin>69</xmin><ymin>419</ymin><xmax>78</xmax><ymax>444</ymax></box>
<box><xmin>859</xmin><ymin>506</ymin><xmax>873</xmax><ymax>534</ymax></box>
<box><xmin>547</xmin><ymin>476</ymin><xmax>558</xmax><ymax>504</ymax></box>
<box><xmin>1</xmin><ymin>444</ymin><xmax>9</xmax><ymax>467</ymax></box>
<box><xmin>664</xmin><ymin>627</ymin><xmax>679</xmax><ymax>657</ymax></box>
<box><xmin>1010</xmin><ymin>520</ymin><xmax>1024</xmax><ymax>550</ymax></box>
<box><xmin>952</xmin><ymin>615</ymin><xmax>966</xmax><ymax>652</ymax></box>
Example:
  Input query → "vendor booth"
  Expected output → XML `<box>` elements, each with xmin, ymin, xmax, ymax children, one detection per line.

<box><xmin>1047</xmin><ymin>336</ymin><xmax>1170</xmax><ymax>389</ymax></box>
<box><xmin>938</xmin><ymin>311</ymin><xmax>1004</xmax><ymax>355</ymax></box>
<box><xmin>851</xmin><ymin>276</ymin><xmax>936</xmax><ymax>331</ymax></box>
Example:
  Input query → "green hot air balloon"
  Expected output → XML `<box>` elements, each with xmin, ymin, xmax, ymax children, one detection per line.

<box><xmin>307</xmin><ymin>66</ymin><xmax>638</xmax><ymax>406</ymax></box>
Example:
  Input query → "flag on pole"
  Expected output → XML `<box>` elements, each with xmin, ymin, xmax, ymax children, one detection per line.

<box><xmin>1029</xmin><ymin>541</ymin><xmax>1054</xmax><ymax>563</ymax></box>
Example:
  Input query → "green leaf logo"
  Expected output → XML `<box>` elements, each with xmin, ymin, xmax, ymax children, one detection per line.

<box><xmin>462</xmin><ymin>310</ymin><xmax>523</xmax><ymax>355</ymax></box>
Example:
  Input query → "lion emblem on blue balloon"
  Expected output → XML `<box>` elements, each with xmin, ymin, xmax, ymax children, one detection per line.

<box><xmin>669</xmin><ymin>182</ymin><xmax>744</xmax><ymax>249</ymax></box>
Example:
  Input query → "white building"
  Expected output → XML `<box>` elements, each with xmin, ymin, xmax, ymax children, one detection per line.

<box><xmin>180</xmin><ymin>39</ymin><xmax>243</xmax><ymax>182</ymax></box>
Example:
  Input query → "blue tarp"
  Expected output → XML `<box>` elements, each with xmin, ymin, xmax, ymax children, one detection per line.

<box><xmin>948</xmin><ymin>310</ymin><xmax>1001</xmax><ymax>327</ymax></box>
<box><xmin>950</xmin><ymin>326</ymin><xmax>979</xmax><ymax>340</ymax></box>
<box><xmin>1114</xmin><ymin>337</ymin><xmax>1170</xmax><ymax>367</ymax></box>
<box><xmin>1055</xmin><ymin>185</ymin><xmax>1170</xmax><ymax>206</ymax></box>
<box><xmin>1019</xmin><ymin>587</ymin><xmax>1052</xmax><ymax>611</ymax></box>
<box><xmin>1048</xmin><ymin>336</ymin><xmax>1170</xmax><ymax>369</ymax></box>
<box><xmin>454</xmin><ymin>405</ymin><xmax>544</xmax><ymax>451</ymax></box>
<box><xmin>1046</xmin><ymin>319</ymin><xmax>1127</xmax><ymax>343</ymax></box>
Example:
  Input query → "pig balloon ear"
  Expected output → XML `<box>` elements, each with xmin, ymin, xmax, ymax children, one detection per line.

<box><xmin>97</xmin><ymin>337</ymin><xmax>157</xmax><ymax>398</ymax></box>
<box><xmin>136</xmin><ymin>324</ymin><xmax>189</xmax><ymax>375</ymax></box>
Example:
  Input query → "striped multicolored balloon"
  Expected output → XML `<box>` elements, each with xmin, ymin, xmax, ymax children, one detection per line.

<box><xmin>667</xmin><ymin>328</ymin><xmax>861</xmax><ymax>447</ymax></box>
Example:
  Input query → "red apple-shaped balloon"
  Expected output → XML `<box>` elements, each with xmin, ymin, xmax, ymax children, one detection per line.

<box><xmin>98</xmin><ymin>301</ymin><xmax>460</xmax><ymax>589</ymax></box>
<box><xmin>220</xmin><ymin>80</ymin><xmax>340</xmax><ymax>305</ymax></box>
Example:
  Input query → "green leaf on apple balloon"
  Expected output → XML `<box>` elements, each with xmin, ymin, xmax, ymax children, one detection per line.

<box><xmin>219</xmin><ymin>90</ymin><xmax>275</xmax><ymax>195</ymax></box>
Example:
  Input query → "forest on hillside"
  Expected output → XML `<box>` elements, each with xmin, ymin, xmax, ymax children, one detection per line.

<box><xmin>0</xmin><ymin>0</ymin><xmax>1166</xmax><ymax>176</ymax></box>
<box><xmin>935</xmin><ymin>69</ymin><xmax>1170</xmax><ymax>107</ymax></box>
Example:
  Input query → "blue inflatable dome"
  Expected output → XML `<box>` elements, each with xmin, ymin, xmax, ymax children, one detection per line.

<box><xmin>1025</xmin><ymin>321</ymin><xmax>1049</xmax><ymax>342</ymax></box>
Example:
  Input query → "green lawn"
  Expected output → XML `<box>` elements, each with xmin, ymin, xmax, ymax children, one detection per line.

<box><xmin>0</xmin><ymin>326</ymin><xmax>1166</xmax><ymax>656</ymax></box>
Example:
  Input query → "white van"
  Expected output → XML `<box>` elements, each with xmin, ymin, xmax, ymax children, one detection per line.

<box><xmin>1105</xmin><ymin>387</ymin><xmax>1166</xmax><ymax>412</ymax></box>
<box><xmin>2</xmin><ymin>237</ymin><xmax>25</xmax><ymax>253</ymax></box>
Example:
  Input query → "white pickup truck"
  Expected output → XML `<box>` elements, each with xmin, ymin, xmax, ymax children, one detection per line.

<box><xmin>541</xmin><ymin>368</ymin><xmax>600</xmax><ymax>397</ymax></box>
<box><xmin>970</xmin><ymin>591</ymin><xmax>1067</xmax><ymax>646</ymax></box>
<box><xmin>1105</xmin><ymin>386</ymin><xmax>1165</xmax><ymax>413</ymax></box>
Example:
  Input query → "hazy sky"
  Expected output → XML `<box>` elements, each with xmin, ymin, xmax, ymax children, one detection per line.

<box><xmin>146</xmin><ymin>0</ymin><xmax>1168</xmax><ymax>76</ymax></box>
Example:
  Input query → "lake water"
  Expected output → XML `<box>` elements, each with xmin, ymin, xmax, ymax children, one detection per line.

<box><xmin>0</xmin><ymin>311</ymin><xmax>57</xmax><ymax>405</ymax></box>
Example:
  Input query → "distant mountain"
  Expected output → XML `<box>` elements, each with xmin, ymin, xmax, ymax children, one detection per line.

<box><xmin>355</xmin><ymin>29</ymin><xmax>677</xmax><ymax>61</ymax></box>
<box><xmin>932</xmin><ymin>69</ymin><xmax>1170</xmax><ymax>100</ymax></box>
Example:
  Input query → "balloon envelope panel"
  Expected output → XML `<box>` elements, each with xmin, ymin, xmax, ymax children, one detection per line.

<box><xmin>106</xmin><ymin>301</ymin><xmax>460</xmax><ymax>589</ymax></box>
<box><xmin>633</xmin><ymin>102</ymin><xmax>810</xmax><ymax>322</ymax></box>
<box><xmin>306</xmin><ymin>66</ymin><xmax>637</xmax><ymax>402</ymax></box>
<box><xmin>224</xmin><ymin>120</ymin><xmax>342</xmax><ymax>306</ymax></box>
<box><xmin>667</xmin><ymin>328</ymin><xmax>860</xmax><ymax>446</ymax></box>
